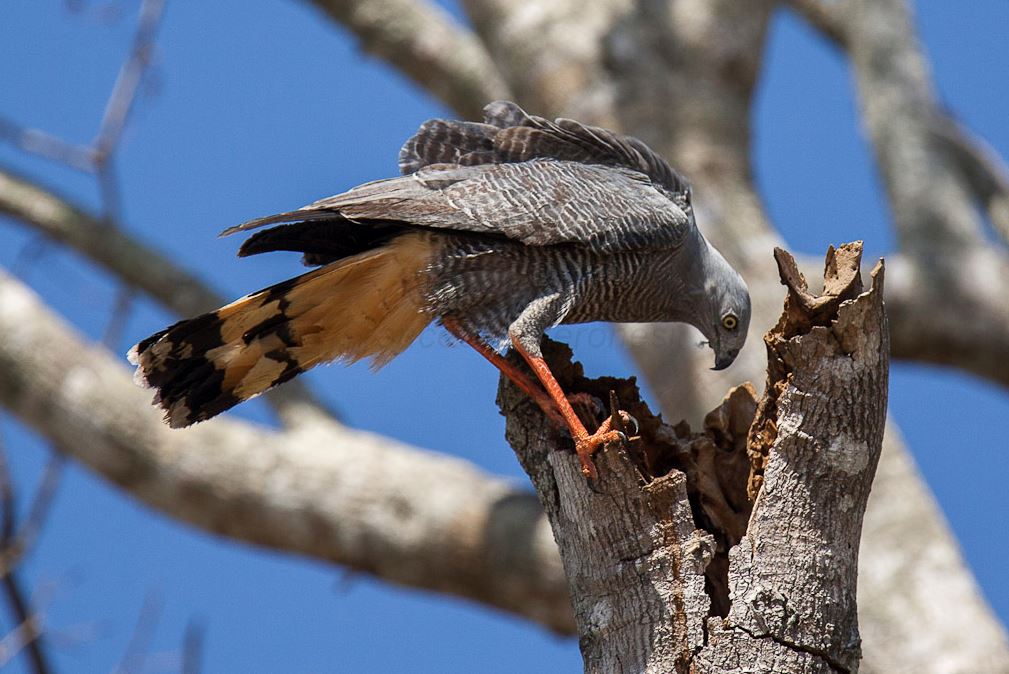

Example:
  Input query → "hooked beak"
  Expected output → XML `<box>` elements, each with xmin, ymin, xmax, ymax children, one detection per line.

<box><xmin>711</xmin><ymin>348</ymin><xmax>740</xmax><ymax>371</ymax></box>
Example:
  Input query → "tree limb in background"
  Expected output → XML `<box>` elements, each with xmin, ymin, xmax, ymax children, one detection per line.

<box><xmin>0</xmin><ymin>269</ymin><xmax>575</xmax><ymax>634</ymax></box>
<box><xmin>304</xmin><ymin>0</ymin><xmax>511</xmax><ymax>119</ymax></box>
<box><xmin>781</xmin><ymin>0</ymin><xmax>851</xmax><ymax>47</ymax></box>
<box><xmin>499</xmin><ymin>243</ymin><xmax>887</xmax><ymax>672</ymax></box>
<box><xmin>927</xmin><ymin>114</ymin><xmax>1009</xmax><ymax>245</ymax></box>
<box><xmin>785</xmin><ymin>0</ymin><xmax>1009</xmax><ymax>247</ymax></box>
<box><xmin>0</xmin><ymin>168</ymin><xmax>332</xmax><ymax>424</ymax></box>
<box><xmin>0</xmin><ymin>431</ymin><xmax>61</xmax><ymax>674</ymax></box>
<box><xmin>0</xmin><ymin>0</ymin><xmax>332</xmax><ymax>423</ymax></box>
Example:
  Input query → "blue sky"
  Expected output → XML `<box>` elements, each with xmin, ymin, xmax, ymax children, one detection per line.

<box><xmin>1</xmin><ymin>1</ymin><xmax>1008</xmax><ymax>672</ymax></box>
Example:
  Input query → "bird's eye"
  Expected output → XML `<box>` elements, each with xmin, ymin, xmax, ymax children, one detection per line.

<box><xmin>722</xmin><ymin>314</ymin><xmax>738</xmax><ymax>330</ymax></box>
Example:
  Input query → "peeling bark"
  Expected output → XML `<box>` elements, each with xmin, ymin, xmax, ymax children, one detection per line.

<box><xmin>500</xmin><ymin>243</ymin><xmax>887</xmax><ymax>672</ymax></box>
<box><xmin>700</xmin><ymin>244</ymin><xmax>887</xmax><ymax>674</ymax></box>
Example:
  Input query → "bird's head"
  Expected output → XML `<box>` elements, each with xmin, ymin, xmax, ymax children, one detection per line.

<box><xmin>697</xmin><ymin>244</ymin><xmax>751</xmax><ymax>371</ymax></box>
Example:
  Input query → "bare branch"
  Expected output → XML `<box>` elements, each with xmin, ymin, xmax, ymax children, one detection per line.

<box><xmin>93</xmin><ymin>0</ymin><xmax>167</xmax><ymax>222</ymax></box>
<box><xmin>181</xmin><ymin>619</ymin><xmax>204</xmax><ymax>674</ymax></box>
<box><xmin>0</xmin><ymin>167</ymin><xmax>332</xmax><ymax>424</ymax></box>
<box><xmin>851</xmin><ymin>0</ymin><xmax>984</xmax><ymax>250</ymax></box>
<box><xmin>886</xmin><ymin>251</ymin><xmax>1009</xmax><ymax>388</ymax></box>
<box><xmin>860</xmin><ymin>422</ymin><xmax>1009</xmax><ymax>674</ymax></box>
<box><xmin>928</xmin><ymin>113</ymin><xmax>1009</xmax><ymax>246</ymax></box>
<box><xmin>305</xmin><ymin>0</ymin><xmax>511</xmax><ymax>119</ymax></box>
<box><xmin>0</xmin><ymin>434</ymin><xmax>56</xmax><ymax>674</ymax></box>
<box><xmin>0</xmin><ymin>455</ymin><xmax>63</xmax><ymax>579</ymax></box>
<box><xmin>93</xmin><ymin>0</ymin><xmax>166</xmax><ymax>163</ymax></box>
<box><xmin>0</xmin><ymin>268</ymin><xmax>575</xmax><ymax>634</ymax></box>
<box><xmin>0</xmin><ymin>118</ymin><xmax>95</xmax><ymax>172</ymax></box>
<box><xmin>781</xmin><ymin>0</ymin><xmax>850</xmax><ymax>47</ymax></box>
<box><xmin>0</xmin><ymin>575</ymin><xmax>49</xmax><ymax>674</ymax></box>
<box><xmin>112</xmin><ymin>592</ymin><xmax>164</xmax><ymax>674</ymax></box>
<box><xmin>788</xmin><ymin>0</ymin><xmax>1009</xmax><ymax>249</ymax></box>
<box><xmin>0</xmin><ymin>168</ymin><xmax>218</xmax><ymax>316</ymax></box>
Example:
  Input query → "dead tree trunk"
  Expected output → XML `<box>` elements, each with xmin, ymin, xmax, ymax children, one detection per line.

<box><xmin>499</xmin><ymin>243</ymin><xmax>887</xmax><ymax>673</ymax></box>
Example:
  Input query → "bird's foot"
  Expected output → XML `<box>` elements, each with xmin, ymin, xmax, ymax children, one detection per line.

<box><xmin>573</xmin><ymin>409</ymin><xmax>639</xmax><ymax>480</ymax></box>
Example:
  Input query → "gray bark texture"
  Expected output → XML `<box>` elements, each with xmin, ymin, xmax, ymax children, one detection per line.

<box><xmin>500</xmin><ymin>243</ymin><xmax>888</xmax><ymax>673</ymax></box>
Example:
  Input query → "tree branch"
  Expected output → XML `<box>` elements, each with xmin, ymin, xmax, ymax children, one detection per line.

<box><xmin>886</xmin><ymin>251</ymin><xmax>1009</xmax><ymax>388</ymax></box>
<box><xmin>0</xmin><ymin>167</ymin><xmax>330</xmax><ymax>424</ymax></box>
<box><xmin>0</xmin><ymin>268</ymin><xmax>575</xmax><ymax>634</ymax></box>
<box><xmin>781</xmin><ymin>0</ymin><xmax>850</xmax><ymax>47</ymax></box>
<box><xmin>927</xmin><ymin>112</ymin><xmax>1009</xmax><ymax>246</ymax></box>
<box><xmin>304</xmin><ymin>0</ymin><xmax>511</xmax><ymax>119</ymax></box>
<box><xmin>786</xmin><ymin>0</ymin><xmax>1009</xmax><ymax>248</ymax></box>
<box><xmin>0</xmin><ymin>437</ymin><xmax>56</xmax><ymax>674</ymax></box>
<box><xmin>849</xmin><ymin>0</ymin><xmax>982</xmax><ymax>251</ymax></box>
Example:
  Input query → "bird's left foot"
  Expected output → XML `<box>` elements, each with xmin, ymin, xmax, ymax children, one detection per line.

<box><xmin>572</xmin><ymin>410</ymin><xmax>638</xmax><ymax>480</ymax></box>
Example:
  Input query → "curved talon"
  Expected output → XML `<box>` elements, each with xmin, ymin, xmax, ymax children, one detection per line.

<box><xmin>574</xmin><ymin>427</ymin><xmax>629</xmax><ymax>479</ymax></box>
<box><xmin>623</xmin><ymin>413</ymin><xmax>639</xmax><ymax>437</ymax></box>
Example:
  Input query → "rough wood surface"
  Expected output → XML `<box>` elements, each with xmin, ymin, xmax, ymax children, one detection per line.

<box><xmin>699</xmin><ymin>245</ymin><xmax>887</xmax><ymax>674</ymax></box>
<box><xmin>501</xmin><ymin>243</ymin><xmax>887</xmax><ymax>673</ymax></box>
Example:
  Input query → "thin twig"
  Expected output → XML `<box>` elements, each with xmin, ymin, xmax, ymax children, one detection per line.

<box><xmin>93</xmin><ymin>0</ymin><xmax>167</xmax><ymax>222</ymax></box>
<box><xmin>0</xmin><ymin>455</ymin><xmax>65</xmax><ymax>578</ymax></box>
<box><xmin>0</xmin><ymin>428</ymin><xmax>53</xmax><ymax>674</ymax></box>
<box><xmin>1</xmin><ymin>0</ymin><xmax>336</xmax><ymax>425</ymax></box>
<box><xmin>103</xmin><ymin>286</ymin><xmax>138</xmax><ymax>349</ymax></box>
<box><xmin>0</xmin><ymin>430</ymin><xmax>15</xmax><ymax>543</ymax></box>
<box><xmin>93</xmin><ymin>0</ymin><xmax>167</xmax><ymax>164</ymax></box>
<box><xmin>181</xmin><ymin>618</ymin><xmax>204</xmax><ymax>674</ymax></box>
<box><xmin>0</xmin><ymin>0</ymin><xmax>166</xmax><ymax>184</ymax></box>
<box><xmin>0</xmin><ymin>575</ymin><xmax>48</xmax><ymax>674</ymax></box>
<box><xmin>0</xmin><ymin>118</ymin><xmax>96</xmax><ymax>173</ymax></box>
<box><xmin>112</xmin><ymin>591</ymin><xmax>164</xmax><ymax>674</ymax></box>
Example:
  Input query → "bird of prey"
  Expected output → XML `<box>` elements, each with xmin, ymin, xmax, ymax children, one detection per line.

<box><xmin>129</xmin><ymin>101</ymin><xmax>750</xmax><ymax>478</ymax></box>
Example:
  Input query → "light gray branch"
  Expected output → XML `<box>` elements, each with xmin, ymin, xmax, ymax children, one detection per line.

<box><xmin>781</xmin><ymin>0</ymin><xmax>850</xmax><ymax>47</ymax></box>
<box><xmin>860</xmin><ymin>422</ymin><xmax>1009</xmax><ymax>674</ymax></box>
<box><xmin>928</xmin><ymin>113</ymin><xmax>1009</xmax><ymax>246</ymax></box>
<box><xmin>849</xmin><ymin>0</ymin><xmax>982</xmax><ymax>251</ymax></box>
<box><xmin>787</xmin><ymin>0</ymin><xmax>1009</xmax><ymax>247</ymax></box>
<box><xmin>305</xmin><ymin>0</ymin><xmax>511</xmax><ymax>119</ymax></box>
<box><xmin>0</xmin><ymin>167</ymin><xmax>329</xmax><ymax>424</ymax></box>
<box><xmin>0</xmin><ymin>268</ymin><xmax>574</xmax><ymax>634</ymax></box>
<box><xmin>886</xmin><ymin>252</ymin><xmax>1009</xmax><ymax>388</ymax></box>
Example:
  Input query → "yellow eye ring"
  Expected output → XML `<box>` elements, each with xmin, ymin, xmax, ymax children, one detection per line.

<box><xmin>722</xmin><ymin>314</ymin><xmax>738</xmax><ymax>330</ymax></box>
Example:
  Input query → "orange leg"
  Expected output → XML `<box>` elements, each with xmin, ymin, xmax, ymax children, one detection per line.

<box><xmin>442</xmin><ymin>317</ymin><xmax>565</xmax><ymax>428</ymax></box>
<box><xmin>510</xmin><ymin>336</ymin><xmax>627</xmax><ymax>480</ymax></box>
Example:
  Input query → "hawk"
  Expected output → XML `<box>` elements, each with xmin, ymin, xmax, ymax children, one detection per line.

<box><xmin>129</xmin><ymin>101</ymin><xmax>751</xmax><ymax>478</ymax></box>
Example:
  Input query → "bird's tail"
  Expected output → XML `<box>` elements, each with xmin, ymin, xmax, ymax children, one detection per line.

<box><xmin>129</xmin><ymin>232</ymin><xmax>435</xmax><ymax>427</ymax></box>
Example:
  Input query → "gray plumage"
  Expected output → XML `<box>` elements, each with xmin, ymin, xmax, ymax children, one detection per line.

<box><xmin>227</xmin><ymin>100</ymin><xmax>751</xmax><ymax>368</ymax></box>
<box><xmin>131</xmin><ymin>101</ymin><xmax>750</xmax><ymax>429</ymax></box>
